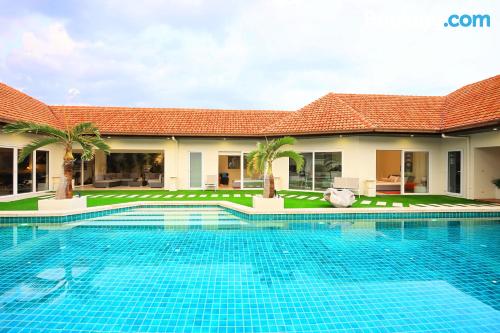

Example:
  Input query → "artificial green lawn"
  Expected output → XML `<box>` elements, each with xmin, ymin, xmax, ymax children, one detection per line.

<box><xmin>0</xmin><ymin>189</ymin><xmax>487</xmax><ymax>211</ymax></box>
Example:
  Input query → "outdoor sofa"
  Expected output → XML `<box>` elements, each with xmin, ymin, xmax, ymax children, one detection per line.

<box><xmin>94</xmin><ymin>172</ymin><xmax>140</xmax><ymax>188</ymax></box>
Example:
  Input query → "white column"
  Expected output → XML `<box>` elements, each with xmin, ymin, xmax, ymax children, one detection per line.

<box><xmin>13</xmin><ymin>149</ymin><xmax>18</xmax><ymax>195</ymax></box>
<box><xmin>163</xmin><ymin>148</ymin><xmax>168</xmax><ymax>190</ymax></box>
<box><xmin>240</xmin><ymin>152</ymin><xmax>244</xmax><ymax>189</ymax></box>
<box><xmin>33</xmin><ymin>150</ymin><xmax>37</xmax><ymax>192</ymax></box>
<box><xmin>312</xmin><ymin>152</ymin><xmax>316</xmax><ymax>191</ymax></box>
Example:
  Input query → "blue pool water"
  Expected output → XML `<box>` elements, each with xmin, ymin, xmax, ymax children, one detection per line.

<box><xmin>0</xmin><ymin>207</ymin><xmax>499</xmax><ymax>332</ymax></box>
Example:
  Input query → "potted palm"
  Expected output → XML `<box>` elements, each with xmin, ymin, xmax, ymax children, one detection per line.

<box><xmin>246</xmin><ymin>136</ymin><xmax>303</xmax><ymax>210</ymax></box>
<box><xmin>3</xmin><ymin>121</ymin><xmax>110</xmax><ymax>210</ymax></box>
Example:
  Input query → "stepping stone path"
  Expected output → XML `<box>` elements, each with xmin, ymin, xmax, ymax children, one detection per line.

<box><xmin>151</xmin><ymin>195</ymin><xmax>162</xmax><ymax>198</ymax></box>
<box><xmin>102</xmin><ymin>194</ymin><xmax>115</xmax><ymax>198</ymax></box>
<box><xmin>211</xmin><ymin>194</ymin><xmax>219</xmax><ymax>198</ymax></box>
<box><xmin>286</xmin><ymin>195</ymin><xmax>297</xmax><ymax>198</ymax></box>
<box><xmin>89</xmin><ymin>194</ymin><xmax>104</xmax><ymax>198</ymax></box>
<box><xmin>139</xmin><ymin>195</ymin><xmax>151</xmax><ymax>198</ymax></box>
<box><xmin>244</xmin><ymin>194</ymin><xmax>252</xmax><ymax>198</ymax></box>
<box><xmin>376</xmin><ymin>201</ymin><xmax>387</xmax><ymax>206</ymax></box>
<box><xmin>234</xmin><ymin>194</ymin><xmax>241</xmax><ymax>197</ymax></box>
<box><xmin>392</xmin><ymin>202</ymin><xmax>403</xmax><ymax>207</ymax></box>
<box><xmin>222</xmin><ymin>194</ymin><xmax>229</xmax><ymax>198</ymax></box>
<box><xmin>164</xmin><ymin>195</ymin><xmax>174</xmax><ymax>198</ymax></box>
<box><xmin>361</xmin><ymin>200</ymin><xmax>371</xmax><ymax>205</ymax></box>
<box><xmin>307</xmin><ymin>197</ymin><xmax>319</xmax><ymax>200</ymax></box>
<box><xmin>199</xmin><ymin>194</ymin><xmax>207</xmax><ymax>198</ymax></box>
<box><xmin>187</xmin><ymin>194</ymin><xmax>196</xmax><ymax>198</ymax></box>
<box><xmin>128</xmin><ymin>195</ymin><xmax>139</xmax><ymax>198</ymax></box>
<box><xmin>115</xmin><ymin>194</ymin><xmax>127</xmax><ymax>198</ymax></box>
<box><xmin>296</xmin><ymin>196</ymin><xmax>307</xmax><ymax>199</ymax></box>
<box><xmin>175</xmin><ymin>195</ymin><xmax>185</xmax><ymax>198</ymax></box>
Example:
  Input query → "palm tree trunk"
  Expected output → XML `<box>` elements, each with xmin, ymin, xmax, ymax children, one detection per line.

<box><xmin>63</xmin><ymin>147</ymin><xmax>74</xmax><ymax>199</ymax></box>
<box><xmin>263</xmin><ymin>163</ymin><xmax>275</xmax><ymax>198</ymax></box>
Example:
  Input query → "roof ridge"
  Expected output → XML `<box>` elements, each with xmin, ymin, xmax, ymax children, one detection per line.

<box><xmin>49</xmin><ymin>104</ymin><xmax>292</xmax><ymax>113</ymax></box>
<box><xmin>332</xmin><ymin>92</ymin><xmax>443</xmax><ymax>98</ymax></box>
<box><xmin>330</xmin><ymin>93</ymin><xmax>376</xmax><ymax>129</ymax></box>
<box><xmin>259</xmin><ymin>93</ymin><xmax>330</xmax><ymax>134</ymax></box>
<box><xmin>445</xmin><ymin>74</ymin><xmax>500</xmax><ymax>97</ymax></box>
<box><xmin>0</xmin><ymin>82</ymin><xmax>61</xmax><ymax>127</ymax></box>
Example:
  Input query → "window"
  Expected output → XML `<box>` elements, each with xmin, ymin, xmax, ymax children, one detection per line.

<box><xmin>404</xmin><ymin>151</ymin><xmax>429</xmax><ymax>193</ymax></box>
<box><xmin>314</xmin><ymin>152</ymin><xmax>342</xmax><ymax>190</ymax></box>
<box><xmin>0</xmin><ymin>148</ymin><xmax>14</xmax><ymax>196</ymax></box>
<box><xmin>36</xmin><ymin>151</ymin><xmax>49</xmax><ymax>191</ymax></box>
<box><xmin>17</xmin><ymin>150</ymin><xmax>33</xmax><ymax>194</ymax></box>
<box><xmin>189</xmin><ymin>152</ymin><xmax>202</xmax><ymax>188</ymax></box>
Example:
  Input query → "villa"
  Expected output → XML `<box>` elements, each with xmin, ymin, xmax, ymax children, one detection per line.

<box><xmin>0</xmin><ymin>75</ymin><xmax>499</xmax><ymax>200</ymax></box>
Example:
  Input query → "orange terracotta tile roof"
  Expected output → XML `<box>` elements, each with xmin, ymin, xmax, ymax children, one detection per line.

<box><xmin>443</xmin><ymin>75</ymin><xmax>500</xmax><ymax>131</ymax></box>
<box><xmin>264</xmin><ymin>93</ymin><xmax>446</xmax><ymax>135</ymax></box>
<box><xmin>0</xmin><ymin>75</ymin><xmax>498</xmax><ymax>136</ymax></box>
<box><xmin>0</xmin><ymin>83</ymin><xmax>60</xmax><ymax>127</ymax></box>
<box><xmin>50</xmin><ymin>106</ymin><xmax>290</xmax><ymax>137</ymax></box>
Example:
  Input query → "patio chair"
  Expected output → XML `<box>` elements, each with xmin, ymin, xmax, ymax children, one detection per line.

<box><xmin>204</xmin><ymin>175</ymin><xmax>218</xmax><ymax>191</ymax></box>
<box><xmin>147</xmin><ymin>174</ymin><xmax>163</xmax><ymax>188</ymax></box>
<box><xmin>331</xmin><ymin>177</ymin><xmax>360</xmax><ymax>197</ymax></box>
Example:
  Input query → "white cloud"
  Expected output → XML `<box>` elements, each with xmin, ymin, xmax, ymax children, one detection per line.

<box><xmin>67</xmin><ymin>87</ymin><xmax>80</xmax><ymax>99</ymax></box>
<box><xmin>0</xmin><ymin>0</ymin><xmax>498</xmax><ymax>109</ymax></box>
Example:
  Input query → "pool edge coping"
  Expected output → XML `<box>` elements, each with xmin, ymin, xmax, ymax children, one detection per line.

<box><xmin>0</xmin><ymin>200</ymin><xmax>499</xmax><ymax>218</ymax></box>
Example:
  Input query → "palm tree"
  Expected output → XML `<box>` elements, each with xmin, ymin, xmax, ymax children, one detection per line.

<box><xmin>246</xmin><ymin>136</ymin><xmax>304</xmax><ymax>198</ymax></box>
<box><xmin>3</xmin><ymin>121</ymin><xmax>110</xmax><ymax>199</ymax></box>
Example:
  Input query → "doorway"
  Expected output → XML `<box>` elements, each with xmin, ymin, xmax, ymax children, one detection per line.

<box><xmin>376</xmin><ymin>150</ymin><xmax>402</xmax><ymax>194</ymax></box>
<box><xmin>218</xmin><ymin>153</ymin><xmax>242</xmax><ymax>189</ymax></box>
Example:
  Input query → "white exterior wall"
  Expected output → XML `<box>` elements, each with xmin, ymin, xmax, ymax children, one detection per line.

<box><xmin>170</xmin><ymin>135</ymin><xmax>445</xmax><ymax>195</ymax></box>
<box><xmin>175</xmin><ymin>138</ymin><xmax>267</xmax><ymax>189</ymax></box>
<box><xmin>2</xmin><ymin>130</ymin><xmax>498</xmax><ymax>199</ymax></box>
<box><xmin>469</xmin><ymin>131</ymin><xmax>500</xmax><ymax>199</ymax></box>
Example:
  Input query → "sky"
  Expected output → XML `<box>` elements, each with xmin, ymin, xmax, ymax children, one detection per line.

<box><xmin>0</xmin><ymin>0</ymin><xmax>498</xmax><ymax>110</ymax></box>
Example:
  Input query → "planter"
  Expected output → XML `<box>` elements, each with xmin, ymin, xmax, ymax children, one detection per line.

<box><xmin>38</xmin><ymin>196</ymin><xmax>87</xmax><ymax>211</ymax></box>
<box><xmin>252</xmin><ymin>197</ymin><xmax>284</xmax><ymax>211</ymax></box>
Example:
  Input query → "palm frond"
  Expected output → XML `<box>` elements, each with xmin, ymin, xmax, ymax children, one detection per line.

<box><xmin>71</xmin><ymin>122</ymin><xmax>100</xmax><ymax>137</ymax></box>
<box><xmin>269</xmin><ymin>136</ymin><xmax>296</xmax><ymax>152</ymax></box>
<box><xmin>3</xmin><ymin>121</ymin><xmax>68</xmax><ymax>140</ymax></box>
<box><xmin>275</xmin><ymin>150</ymin><xmax>304</xmax><ymax>172</ymax></box>
<box><xmin>18</xmin><ymin>137</ymin><xmax>60</xmax><ymax>162</ymax></box>
<box><xmin>73</xmin><ymin>138</ymin><xmax>95</xmax><ymax>160</ymax></box>
<box><xmin>81</xmin><ymin>136</ymin><xmax>110</xmax><ymax>153</ymax></box>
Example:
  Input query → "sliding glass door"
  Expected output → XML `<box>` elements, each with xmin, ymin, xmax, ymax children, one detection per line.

<box><xmin>314</xmin><ymin>152</ymin><xmax>342</xmax><ymax>190</ymax></box>
<box><xmin>403</xmin><ymin>151</ymin><xmax>429</xmax><ymax>193</ymax></box>
<box><xmin>447</xmin><ymin>151</ymin><xmax>461</xmax><ymax>194</ymax></box>
<box><xmin>289</xmin><ymin>152</ymin><xmax>342</xmax><ymax>191</ymax></box>
<box><xmin>17</xmin><ymin>150</ymin><xmax>33</xmax><ymax>194</ymax></box>
<box><xmin>289</xmin><ymin>152</ymin><xmax>313</xmax><ymax>190</ymax></box>
<box><xmin>0</xmin><ymin>148</ymin><xmax>50</xmax><ymax>195</ymax></box>
<box><xmin>189</xmin><ymin>152</ymin><xmax>202</xmax><ymax>188</ymax></box>
<box><xmin>35</xmin><ymin>151</ymin><xmax>49</xmax><ymax>191</ymax></box>
<box><xmin>0</xmin><ymin>148</ymin><xmax>14</xmax><ymax>196</ymax></box>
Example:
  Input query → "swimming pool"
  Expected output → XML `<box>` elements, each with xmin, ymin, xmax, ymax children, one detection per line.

<box><xmin>0</xmin><ymin>206</ymin><xmax>499</xmax><ymax>332</ymax></box>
